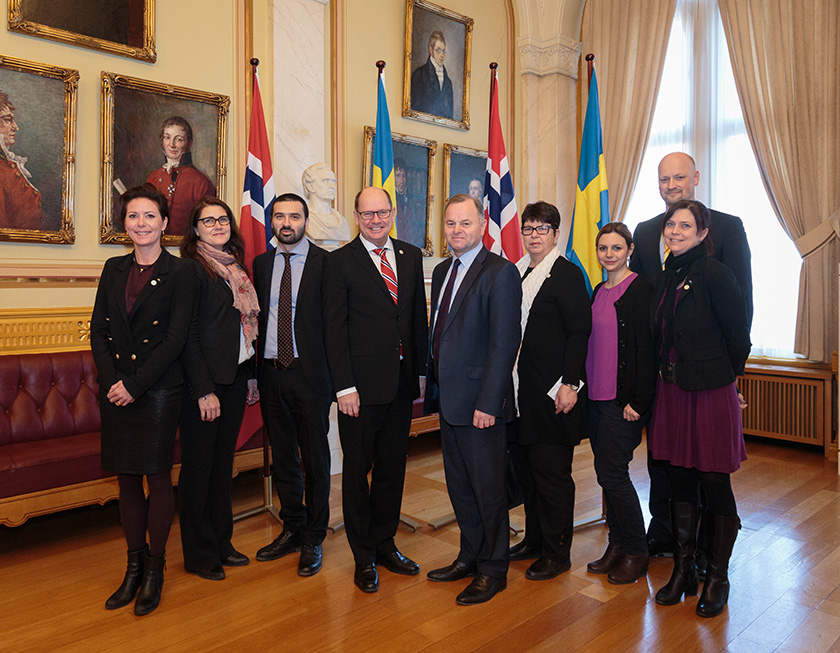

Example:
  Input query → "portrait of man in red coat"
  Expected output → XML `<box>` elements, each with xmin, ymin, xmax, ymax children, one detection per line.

<box><xmin>0</xmin><ymin>90</ymin><xmax>42</xmax><ymax>230</ymax></box>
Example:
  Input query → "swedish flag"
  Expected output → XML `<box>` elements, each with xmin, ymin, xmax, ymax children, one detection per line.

<box><xmin>566</xmin><ymin>69</ymin><xmax>609</xmax><ymax>295</ymax></box>
<box><xmin>373</xmin><ymin>69</ymin><xmax>397</xmax><ymax>238</ymax></box>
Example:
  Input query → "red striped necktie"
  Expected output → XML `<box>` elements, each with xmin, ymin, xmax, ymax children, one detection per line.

<box><xmin>374</xmin><ymin>247</ymin><xmax>398</xmax><ymax>305</ymax></box>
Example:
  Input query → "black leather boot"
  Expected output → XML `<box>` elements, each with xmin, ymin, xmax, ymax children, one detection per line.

<box><xmin>134</xmin><ymin>551</ymin><xmax>166</xmax><ymax>616</ymax></box>
<box><xmin>655</xmin><ymin>502</ymin><xmax>700</xmax><ymax>605</ymax></box>
<box><xmin>105</xmin><ymin>545</ymin><xmax>148</xmax><ymax>610</ymax></box>
<box><xmin>696</xmin><ymin>512</ymin><xmax>740</xmax><ymax>618</ymax></box>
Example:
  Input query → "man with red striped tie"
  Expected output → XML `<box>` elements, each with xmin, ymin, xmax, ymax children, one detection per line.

<box><xmin>323</xmin><ymin>186</ymin><xmax>428</xmax><ymax>593</ymax></box>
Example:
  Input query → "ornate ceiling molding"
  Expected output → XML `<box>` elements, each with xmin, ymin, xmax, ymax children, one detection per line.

<box><xmin>518</xmin><ymin>35</ymin><xmax>580</xmax><ymax>79</ymax></box>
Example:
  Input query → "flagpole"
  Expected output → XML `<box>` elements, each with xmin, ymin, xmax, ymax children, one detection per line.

<box><xmin>586</xmin><ymin>53</ymin><xmax>594</xmax><ymax>89</ymax></box>
<box><xmin>489</xmin><ymin>61</ymin><xmax>497</xmax><ymax>116</ymax></box>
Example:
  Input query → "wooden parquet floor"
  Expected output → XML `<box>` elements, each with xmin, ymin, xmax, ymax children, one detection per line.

<box><xmin>3</xmin><ymin>434</ymin><xmax>840</xmax><ymax>652</ymax></box>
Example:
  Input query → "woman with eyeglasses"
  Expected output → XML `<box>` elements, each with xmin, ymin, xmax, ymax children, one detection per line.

<box><xmin>508</xmin><ymin>201</ymin><xmax>591</xmax><ymax>580</ymax></box>
<box><xmin>177</xmin><ymin>197</ymin><xmax>260</xmax><ymax>581</ymax></box>
<box><xmin>91</xmin><ymin>184</ymin><xmax>198</xmax><ymax>616</ymax></box>
<box><xmin>585</xmin><ymin>222</ymin><xmax>655</xmax><ymax>584</ymax></box>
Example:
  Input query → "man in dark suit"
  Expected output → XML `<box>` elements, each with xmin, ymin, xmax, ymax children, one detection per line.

<box><xmin>410</xmin><ymin>30</ymin><xmax>454</xmax><ymax>119</ymax></box>
<box><xmin>424</xmin><ymin>194</ymin><xmax>522</xmax><ymax>605</ymax></box>
<box><xmin>252</xmin><ymin>193</ymin><xmax>332</xmax><ymax>577</ymax></box>
<box><xmin>323</xmin><ymin>186</ymin><xmax>428</xmax><ymax>593</ymax></box>
<box><xmin>629</xmin><ymin>152</ymin><xmax>753</xmax><ymax>559</ymax></box>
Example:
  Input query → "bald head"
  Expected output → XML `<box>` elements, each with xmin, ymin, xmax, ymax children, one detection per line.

<box><xmin>354</xmin><ymin>186</ymin><xmax>394</xmax><ymax>247</ymax></box>
<box><xmin>658</xmin><ymin>152</ymin><xmax>699</xmax><ymax>207</ymax></box>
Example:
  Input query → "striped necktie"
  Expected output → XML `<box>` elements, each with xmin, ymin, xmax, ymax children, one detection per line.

<box><xmin>374</xmin><ymin>247</ymin><xmax>398</xmax><ymax>305</ymax></box>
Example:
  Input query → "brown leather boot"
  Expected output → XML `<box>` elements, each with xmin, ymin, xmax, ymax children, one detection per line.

<box><xmin>607</xmin><ymin>551</ymin><xmax>650</xmax><ymax>584</ymax></box>
<box><xmin>587</xmin><ymin>542</ymin><xmax>622</xmax><ymax>574</ymax></box>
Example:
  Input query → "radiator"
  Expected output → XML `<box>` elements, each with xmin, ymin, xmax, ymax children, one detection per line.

<box><xmin>740</xmin><ymin>364</ymin><xmax>834</xmax><ymax>456</ymax></box>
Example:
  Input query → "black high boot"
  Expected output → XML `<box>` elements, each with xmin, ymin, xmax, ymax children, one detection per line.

<box><xmin>696</xmin><ymin>512</ymin><xmax>740</xmax><ymax>618</ymax></box>
<box><xmin>655</xmin><ymin>502</ymin><xmax>700</xmax><ymax>605</ymax></box>
<box><xmin>105</xmin><ymin>545</ymin><xmax>148</xmax><ymax>610</ymax></box>
<box><xmin>134</xmin><ymin>550</ymin><xmax>166</xmax><ymax>616</ymax></box>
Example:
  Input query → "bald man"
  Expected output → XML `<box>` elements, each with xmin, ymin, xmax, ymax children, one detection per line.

<box><xmin>630</xmin><ymin>151</ymin><xmax>753</xmax><ymax>559</ymax></box>
<box><xmin>323</xmin><ymin>187</ymin><xmax>428</xmax><ymax>593</ymax></box>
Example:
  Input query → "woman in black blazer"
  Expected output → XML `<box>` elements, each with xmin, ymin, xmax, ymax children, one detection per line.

<box><xmin>178</xmin><ymin>197</ymin><xmax>259</xmax><ymax>581</ymax></box>
<box><xmin>648</xmin><ymin>199</ymin><xmax>751</xmax><ymax>618</ymax></box>
<box><xmin>509</xmin><ymin>201</ymin><xmax>591</xmax><ymax>580</ymax></box>
<box><xmin>585</xmin><ymin>222</ymin><xmax>655</xmax><ymax>585</ymax></box>
<box><xmin>90</xmin><ymin>184</ymin><xmax>197</xmax><ymax>616</ymax></box>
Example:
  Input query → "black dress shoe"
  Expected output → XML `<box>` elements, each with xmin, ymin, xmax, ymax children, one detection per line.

<box><xmin>509</xmin><ymin>540</ymin><xmax>541</xmax><ymax>561</ymax></box>
<box><xmin>222</xmin><ymin>550</ymin><xmax>250</xmax><ymax>567</ymax></box>
<box><xmin>256</xmin><ymin>531</ymin><xmax>301</xmax><ymax>562</ymax></box>
<box><xmin>377</xmin><ymin>549</ymin><xmax>420</xmax><ymax>575</ymax></box>
<box><xmin>456</xmin><ymin>573</ymin><xmax>506</xmax><ymax>605</ymax></box>
<box><xmin>186</xmin><ymin>563</ymin><xmax>225</xmax><ymax>581</ymax></box>
<box><xmin>426</xmin><ymin>560</ymin><xmax>476</xmax><ymax>582</ymax></box>
<box><xmin>298</xmin><ymin>544</ymin><xmax>323</xmax><ymax>577</ymax></box>
<box><xmin>525</xmin><ymin>556</ymin><xmax>571</xmax><ymax>581</ymax></box>
<box><xmin>354</xmin><ymin>563</ymin><xmax>379</xmax><ymax>593</ymax></box>
<box><xmin>647</xmin><ymin>534</ymin><xmax>674</xmax><ymax>558</ymax></box>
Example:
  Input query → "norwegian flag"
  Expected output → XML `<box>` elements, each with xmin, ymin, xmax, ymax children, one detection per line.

<box><xmin>483</xmin><ymin>68</ymin><xmax>522</xmax><ymax>262</ymax></box>
<box><xmin>240</xmin><ymin>68</ymin><xmax>275</xmax><ymax>273</ymax></box>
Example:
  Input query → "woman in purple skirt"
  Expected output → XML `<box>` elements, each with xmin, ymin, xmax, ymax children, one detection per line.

<box><xmin>647</xmin><ymin>199</ymin><xmax>751</xmax><ymax>618</ymax></box>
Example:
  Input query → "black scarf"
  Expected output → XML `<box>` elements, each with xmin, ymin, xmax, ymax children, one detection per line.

<box><xmin>655</xmin><ymin>243</ymin><xmax>707</xmax><ymax>361</ymax></box>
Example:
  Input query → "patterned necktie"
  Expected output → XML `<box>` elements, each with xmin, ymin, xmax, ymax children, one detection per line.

<box><xmin>432</xmin><ymin>258</ymin><xmax>460</xmax><ymax>379</ymax></box>
<box><xmin>374</xmin><ymin>247</ymin><xmax>398</xmax><ymax>305</ymax></box>
<box><xmin>276</xmin><ymin>252</ymin><xmax>295</xmax><ymax>368</ymax></box>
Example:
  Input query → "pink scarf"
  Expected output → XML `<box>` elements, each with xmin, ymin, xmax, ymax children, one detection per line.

<box><xmin>196</xmin><ymin>241</ymin><xmax>259</xmax><ymax>357</ymax></box>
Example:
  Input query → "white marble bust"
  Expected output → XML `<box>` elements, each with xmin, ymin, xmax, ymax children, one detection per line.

<box><xmin>302</xmin><ymin>163</ymin><xmax>351</xmax><ymax>243</ymax></box>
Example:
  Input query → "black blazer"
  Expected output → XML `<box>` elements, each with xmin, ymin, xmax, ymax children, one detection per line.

<box><xmin>517</xmin><ymin>256</ymin><xmax>591</xmax><ymax>446</ymax></box>
<box><xmin>630</xmin><ymin>208</ymin><xmax>753</xmax><ymax>325</ymax></box>
<box><xmin>323</xmin><ymin>237</ymin><xmax>428</xmax><ymax>404</ymax></box>
<box><xmin>652</xmin><ymin>254</ymin><xmax>751</xmax><ymax>391</ymax></box>
<box><xmin>253</xmin><ymin>242</ymin><xmax>331</xmax><ymax>396</ymax></box>
<box><xmin>180</xmin><ymin>260</ymin><xmax>253</xmax><ymax>401</ymax></box>
<box><xmin>425</xmin><ymin>247</ymin><xmax>521</xmax><ymax>426</ymax></box>
<box><xmin>591</xmin><ymin>274</ymin><xmax>655</xmax><ymax>416</ymax></box>
<box><xmin>90</xmin><ymin>249</ymin><xmax>197</xmax><ymax>399</ymax></box>
<box><xmin>410</xmin><ymin>58</ymin><xmax>454</xmax><ymax>119</ymax></box>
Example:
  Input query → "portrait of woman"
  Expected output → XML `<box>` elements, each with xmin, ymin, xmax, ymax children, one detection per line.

<box><xmin>146</xmin><ymin>116</ymin><xmax>215</xmax><ymax>237</ymax></box>
<box><xmin>90</xmin><ymin>184</ymin><xmax>198</xmax><ymax>616</ymax></box>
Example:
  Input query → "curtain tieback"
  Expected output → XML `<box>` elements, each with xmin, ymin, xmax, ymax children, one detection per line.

<box><xmin>794</xmin><ymin>210</ymin><xmax>840</xmax><ymax>258</ymax></box>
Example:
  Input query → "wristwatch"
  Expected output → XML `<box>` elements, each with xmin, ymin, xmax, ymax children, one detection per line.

<box><xmin>562</xmin><ymin>382</ymin><xmax>580</xmax><ymax>392</ymax></box>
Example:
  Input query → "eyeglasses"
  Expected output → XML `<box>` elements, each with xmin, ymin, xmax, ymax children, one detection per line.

<box><xmin>433</xmin><ymin>47</ymin><xmax>446</xmax><ymax>55</ymax></box>
<box><xmin>356</xmin><ymin>209</ymin><xmax>393</xmax><ymax>220</ymax></box>
<box><xmin>521</xmin><ymin>224</ymin><xmax>554</xmax><ymax>235</ymax></box>
<box><xmin>198</xmin><ymin>215</ymin><xmax>231</xmax><ymax>227</ymax></box>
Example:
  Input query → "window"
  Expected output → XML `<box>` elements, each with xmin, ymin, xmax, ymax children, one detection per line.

<box><xmin>623</xmin><ymin>0</ymin><xmax>800</xmax><ymax>358</ymax></box>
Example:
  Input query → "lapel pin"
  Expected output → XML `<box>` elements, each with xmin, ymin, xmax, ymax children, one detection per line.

<box><xmin>683</xmin><ymin>284</ymin><xmax>690</xmax><ymax>290</ymax></box>
<box><xmin>399</xmin><ymin>249</ymin><xmax>404</xmax><ymax>255</ymax></box>
<box><xmin>151</xmin><ymin>279</ymin><xmax>158</xmax><ymax>286</ymax></box>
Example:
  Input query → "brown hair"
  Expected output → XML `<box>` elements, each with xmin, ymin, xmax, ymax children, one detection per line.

<box><xmin>180</xmin><ymin>197</ymin><xmax>247</xmax><ymax>277</ymax></box>
<box><xmin>661</xmin><ymin>199</ymin><xmax>714</xmax><ymax>256</ymax></box>
<box><xmin>119</xmin><ymin>184</ymin><xmax>169</xmax><ymax>226</ymax></box>
<box><xmin>159</xmin><ymin>116</ymin><xmax>193</xmax><ymax>148</ymax></box>
<box><xmin>521</xmin><ymin>201</ymin><xmax>560</xmax><ymax>231</ymax></box>
<box><xmin>444</xmin><ymin>193</ymin><xmax>483</xmax><ymax>218</ymax></box>
<box><xmin>595</xmin><ymin>221</ymin><xmax>633</xmax><ymax>248</ymax></box>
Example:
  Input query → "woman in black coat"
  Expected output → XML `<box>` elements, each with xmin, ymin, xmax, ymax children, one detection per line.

<box><xmin>178</xmin><ymin>197</ymin><xmax>259</xmax><ymax>580</ymax></box>
<box><xmin>648</xmin><ymin>199</ymin><xmax>751</xmax><ymax>618</ymax></box>
<box><xmin>585</xmin><ymin>222</ymin><xmax>655</xmax><ymax>585</ymax></box>
<box><xmin>509</xmin><ymin>201</ymin><xmax>591</xmax><ymax>580</ymax></box>
<box><xmin>90</xmin><ymin>184</ymin><xmax>197</xmax><ymax>616</ymax></box>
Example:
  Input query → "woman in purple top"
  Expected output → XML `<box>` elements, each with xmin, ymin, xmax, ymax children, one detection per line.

<box><xmin>647</xmin><ymin>199</ymin><xmax>750</xmax><ymax>618</ymax></box>
<box><xmin>585</xmin><ymin>223</ymin><xmax>655</xmax><ymax>585</ymax></box>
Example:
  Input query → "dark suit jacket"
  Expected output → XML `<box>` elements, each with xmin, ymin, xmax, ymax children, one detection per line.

<box><xmin>410</xmin><ymin>58</ymin><xmax>454</xmax><ymax>119</ymax></box>
<box><xmin>652</xmin><ymin>254</ymin><xmax>751</xmax><ymax>391</ymax></box>
<box><xmin>517</xmin><ymin>256</ymin><xmax>591</xmax><ymax>446</ymax></box>
<box><xmin>253</xmin><ymin>242</ymin><xmax>331</xmax><ymax>396</ymax></box>
<box><xmin>630</xmin><ymin>208</ymin><xmax>753</xmax><ymax>325</ymax></box>
<box><xmin>180</xmin><ymin>260</ymin><xmax>254</xmax><ymax>401</ymax></box>
<box><xmin>323</xmin><ymin>236</ymin><xmax>428</xmax><ymax>404</ymax></box>
<box><xmin>425</xmin><ymin>247</ymin><xmax>522</xmax><ymax>426</ymax></box>
<box><xmin>90</xmin><ymin>249</ymin><xmax>197</xmax><ymax>399</ymax></box>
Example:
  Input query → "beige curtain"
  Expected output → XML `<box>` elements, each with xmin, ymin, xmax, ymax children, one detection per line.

<box><xmin>718</xmin><ymin>0</ymin><xmax>840</xmax><ymax>362</ymax></box>
<box><xmin>581</xmin><ymin>0</ymin><xmax>677</xmax><ymax>223</ymax></box>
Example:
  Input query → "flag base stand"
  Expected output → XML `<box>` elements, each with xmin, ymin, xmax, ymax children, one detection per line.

<box><xmin>233</xmin><ymin>428</ymin><xmax>282</xmax><ymax>524</ymax></box>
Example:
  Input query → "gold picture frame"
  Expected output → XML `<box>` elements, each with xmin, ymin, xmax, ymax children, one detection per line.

<box><xmin>100</xmin><ymin>72</ymin><xmax>229</xmax><ymax>246</ymax></box>
<box><xmin>0</xmin><ymin>54</ymin><xmax>78</xmax><ymax>244</ymax></box>
<box><xmin>8</xmin><ymin>0</ymin><xmax>156</xmax><ymax>63</ymax></box>
<box><xmin>362</xmin><ymin>125</ymin><xmax>436</xmax><ymax>257</ymax></box>
<box><xmin>403</xmin><ymin>0</ymin><xmax>472</xmax><ymax>131</ymax></box>
<box><xmin>441</xmin><ymin>143</ymin><xmax>486</xmax><ymax>256</ymax></box>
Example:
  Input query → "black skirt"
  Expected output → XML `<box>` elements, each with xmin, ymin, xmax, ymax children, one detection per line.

<box><xmin>100</xmin><ymin>386</ymin><xmax>182</xmax><ymax>475</ymax></box>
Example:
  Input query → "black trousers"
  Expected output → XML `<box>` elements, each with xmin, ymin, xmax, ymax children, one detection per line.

<box><xmin>337</xmin><ymin>367</ymin><xmax>412</xmax><ymax>565</ymax></box>
<box><xmin>260</xmin><ymin>360</ymin><xmax>331</xmax><ymax>545</ymax></box>
<box><xmin>178</xmin><ymin>363</ymin><xmax>249</xmax><ymax>570</ymax></box>
<box><xmin>646</xmin><ymin>451</ymin><xmax>673</xmax><ymax>542</ymax></box>
<box><xmin>441</xmin><ymin>418</ymin><xmax>510</xmax><ymax>578</ymax></box>
<box><xmin>509</xmin><ymin>436</ymin><xmax>575</xmax><ymax>562</ymax></box>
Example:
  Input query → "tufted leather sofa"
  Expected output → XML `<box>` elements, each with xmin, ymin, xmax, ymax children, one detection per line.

<box><xmin>0</xmin><ymin>349</ymin><xmax>263</xmax><ymax>527</ymax></box>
